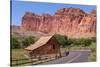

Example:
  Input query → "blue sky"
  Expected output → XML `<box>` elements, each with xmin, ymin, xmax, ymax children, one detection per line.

<box><xmin>11</xmin><ymin>0</ymin><xmax>96</xmax><ymax>25</ymax></box>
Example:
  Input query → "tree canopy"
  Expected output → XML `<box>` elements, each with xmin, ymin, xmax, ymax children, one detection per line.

<box><xmin>22</xmin><ymin>36</ymin><xmax>35</xmax><ymax>48</ymax></box>
<box><xmin>11</xmin><ymin>36</ymin><xmax>35</xmax><ymax>49</ymax></box>
<box><xmin>53</xmin><ymin>34</ymin><xmax>72</xmax><ymax>47</ymax></box>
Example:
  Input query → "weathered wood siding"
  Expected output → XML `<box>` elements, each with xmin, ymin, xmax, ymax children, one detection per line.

<box><xmin>31</xmin><ymin>37</ymin><xmax>61</xmax><ymax>56</ymax></box>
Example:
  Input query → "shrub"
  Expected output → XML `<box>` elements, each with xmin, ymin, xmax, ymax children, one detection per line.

<box><xmin>90</xmin><ymin>42</ymin><xmax>96</xmax><ymax>53</ymax></box>
<box><xmin>72</xmin><ymin>39</ymin><xmax>81</xmax><ymax>46</ymax></box>
<box><xmin>91</xmin><ymin>37</ymin><xmax>96</xmax><ymax>42</ymax></box>
<box><xmin>81</xmin><ymin>38</ymin><xmax>92</xmax><ymax>47</ymax></box>
<box><xmin>71</xmin><ymin>38</ymin><xmax>93</xmax><ymax>47</ymax></box>
<box><xmin>89</xmin><ymin>42</ymin><xmax>96</xmax><ymax>61</ymax></box>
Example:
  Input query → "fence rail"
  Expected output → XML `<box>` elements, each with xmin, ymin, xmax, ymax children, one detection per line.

<box><xmin>11</xmin><ymin>56</ymin><xmax>56</xmax><ymax>66</ymax></box>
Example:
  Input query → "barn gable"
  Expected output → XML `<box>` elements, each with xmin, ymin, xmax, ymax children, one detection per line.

<box><xmin>24</xmin><ymin>36</ymin><xmax>59</xmax><ymax>51</ymax></box>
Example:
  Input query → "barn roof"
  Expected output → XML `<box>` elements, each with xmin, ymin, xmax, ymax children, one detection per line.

<box><xmin>25</xmin><ymin>36</ymin><xmax>53</xmax><ymax>51</ymax></box>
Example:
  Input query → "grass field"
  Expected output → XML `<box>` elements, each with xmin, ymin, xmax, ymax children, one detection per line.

<box><xmin>11</xmin><ymin>49</ymin><xmax>32</xmax><ymax>66</ymax></box>
<box><xmin>11</xmin><ymin>49</ymin><xmax>56</xmax><ymax>66</ymax></box>
<box><xmin>11</xmin><ymin>49</ymin><xmax>27</xmax><ymax>60</ymax></box>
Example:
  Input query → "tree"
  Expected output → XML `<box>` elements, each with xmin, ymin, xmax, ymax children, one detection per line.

<box><xmin>11</xmin><ymin>36</ymin><xmax>20</xmax><ymax>49</ymax></box>
<box><xmin>66</xmin><ymin>38</ymin><xmax>73</xmax><ymax>49</ymax></box>
<box><xmin>53</xmin><ymin>34</ymin><xmax>73</xmax><ymax>55</ymax></box>
<box><xmin>53</xmin><ymin>34</ymin><xmax>67</xmax><ymax>47</ymax></box>
<box><xmin>22</xmin><ymin>36</ymin><xmax>35</xmax><ymax>47</ymax></box>
<box><xmin>53</xmin><ymin>34</ymin><xmax>73</xmax><ymax>47</ymax></box>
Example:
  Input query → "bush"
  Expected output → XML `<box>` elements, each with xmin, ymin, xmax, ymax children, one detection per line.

<box><xmin>91</xmin><ymin>37</ymin><xmax>96</xmax><ymax>42</ymax></box>
<box><xmin>72</xmin><ymin>39</ymin><xmax>81</xmax><ymax>46</ymax></box>
<box><xmin>71</xmin><ymin>38</ymin><xmax>93</xmax><ymax>47</ymax></box>
<box><xmin>89</xmin><ymin>42</ymin><xmax>96</xmax><ymax>61</ymax></box>
<box><xmin>81</xmin><ymin>38</ymin><xmax>92</xmax><ymax>47</ymax></box>
<box><xmin>90</xmin><ymin>42</ymin><xmax>96</xmax><ymax>53</ymax></box>
<box><xmin>11</xmin><ymin>36</ymin><xmax>20</xmax><ymax>49</ymax></box>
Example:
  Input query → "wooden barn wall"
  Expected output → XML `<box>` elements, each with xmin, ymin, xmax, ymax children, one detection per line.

<box><xmin>32</xmin><ymin>37</ymin><xmax>61</xmax><ymax>55</ymax></box>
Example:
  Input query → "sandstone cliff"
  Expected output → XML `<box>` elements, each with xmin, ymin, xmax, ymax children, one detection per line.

<box><xmin>21</xmin><ymin>7</ymin><xmax>96</xmax><ymax>38</ymax></box>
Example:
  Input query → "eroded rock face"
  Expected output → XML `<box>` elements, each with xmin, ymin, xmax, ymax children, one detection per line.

<box><xmin>21</xmin><ymin>8</ymin><xmax>96</xmax><ymax>38</ymax></box>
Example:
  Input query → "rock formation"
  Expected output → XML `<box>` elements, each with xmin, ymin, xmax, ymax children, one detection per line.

<box><xmin>21</xmin><ymin>7</ymin><xmax>96</xmax><ymax>38</ymax></box>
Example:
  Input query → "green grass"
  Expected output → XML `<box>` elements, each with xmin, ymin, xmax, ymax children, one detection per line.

<box><xmin>11</xmin><ymin>49</ymin><xmax>55</xmax><ymax>66</ymax></box>
<box><xmin>11</xmin><ymin>49</ymin><xmax>31</xmax><ymax>66</ymax></box>
<box><xmin>11</xmin><ymin>49</ymin><xmax>26</xmax><ymax>60</ymax></box>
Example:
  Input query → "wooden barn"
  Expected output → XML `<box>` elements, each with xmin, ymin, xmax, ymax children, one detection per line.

<box><xmin>24</xmin><ymin>36</ymin><xmax>61</xmax><ymax>59</ymax></box>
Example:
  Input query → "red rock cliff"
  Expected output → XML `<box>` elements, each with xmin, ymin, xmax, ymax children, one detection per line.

<box><xmin>21</xmin><ymin>8</ymin><xmax>96</xmax><ymax>38</ymax></box>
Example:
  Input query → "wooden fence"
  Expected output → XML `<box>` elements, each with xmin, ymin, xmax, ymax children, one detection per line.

<box><xmin>11</xmin><ymin>56</ymin><xmax>56</xmax><ymax>66</ymax></box>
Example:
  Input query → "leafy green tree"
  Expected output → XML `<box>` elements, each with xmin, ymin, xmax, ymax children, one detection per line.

<box><xmin>11</xmin><ymin>36</ymin><xmax>20</xmax><ymax>49</ymax></box>
<box><xmin>53</xmin><ymin>34</ymin><xmax>73</xmax><ymax>53</ymax></box>
<box><xmin>53</xmin><ymin>34</ymin><xmax>67</xmax><ymax>47</ymax></box>
<box><xmin>66</xmin><ymin>38</ymin><xmax>73</xmax><ymax>49</ymax></box>
<box><xmin>53</xmin><ymin>34</ymin><xmax>73</xmax><ymax>47</ymax></box>
<box><xmin>22</xmin><ymin>36</ymin><xmax>35</xmax><ymax>47</ymax></box>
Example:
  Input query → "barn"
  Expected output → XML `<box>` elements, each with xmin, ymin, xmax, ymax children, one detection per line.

<box><xmin>24</xmin><ymin>36</ymin><xmax>61</xmax><ymax>59</ymax></box>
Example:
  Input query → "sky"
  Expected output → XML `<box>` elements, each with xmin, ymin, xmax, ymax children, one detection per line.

<box><xmin>11</xmin><ymin>0</ymin><xmax>96</xmax><ymax>25</ymax></box>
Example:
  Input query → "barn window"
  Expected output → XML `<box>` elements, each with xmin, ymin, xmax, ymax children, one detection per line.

<box><xmin>53</xmin><ymin>45</ymin><xmax>55</xmax><ymax>49</ymax></box>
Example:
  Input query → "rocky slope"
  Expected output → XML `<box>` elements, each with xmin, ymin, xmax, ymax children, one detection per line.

<box><xmin>11</xmin><ymin>25</ymin><xmax>50</xmax><ymax>38</ymax></box>
<box><xmin>21</xmin><ymin>7</ymin><xmax>96</xmax><ymax>38</ymax></box>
